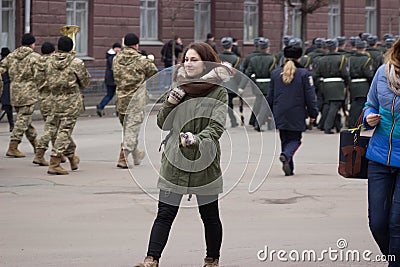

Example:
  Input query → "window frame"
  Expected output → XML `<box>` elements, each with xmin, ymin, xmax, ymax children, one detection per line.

<box><xmin>290</xmin><ymin>0</ymin><xmax>302</xmax><ymax>38</ymax></box>
<box><xmin>194</xmin><ymin>0</ymin><xmax>210</xmax><ymax>42</ymax></box>
<box><xmin>0</xmin><ymin>0</ymin><xmax>15</xmax><ymax>50</ymax></box>
<box><xmin>140</xmin><ymin>0</ymin><xmax>158</xmax><ymax>41</ymax></box>
<box><xmin>328</xmin><ymin>0</ymin><xmax>341</xmax><ymax>38</ymax></box>
<box><xmin>66</xmin><ymin>0</ymin><xmax>88</xmax><ymax>56</ymax></box>
<box><xmin>243</xmin><ymin>0</ymin><xmax>259</xmax><ymax>44</ymax></box>
<box><xmin>365</xmin><ymin>0</ymin><xmax>377</xmax><ymax>35</ymax></box>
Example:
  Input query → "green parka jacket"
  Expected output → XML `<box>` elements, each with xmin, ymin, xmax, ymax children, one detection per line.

<box><xmin>157</xmin><ymin>85</ymin><xmax>228</xmax><ymax>195</ymax></box>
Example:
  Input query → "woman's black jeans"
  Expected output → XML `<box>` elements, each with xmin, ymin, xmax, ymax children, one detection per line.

<box><xmin>146</xmin><ymin>190</ymin><xmax>222</xmax><ymax>261</ymax></box>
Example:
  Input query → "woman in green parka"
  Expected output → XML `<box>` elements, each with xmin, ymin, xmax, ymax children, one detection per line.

<box><xmin>135</xmin><ymin>42</ymin><xmax>231</xmax><ymax>267</ymax></box>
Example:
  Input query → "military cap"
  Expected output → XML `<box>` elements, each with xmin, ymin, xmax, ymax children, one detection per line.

<box><xmin>124</xmin><ymin>33</ymin><xmax>139</xmax><ymax>46</ymax></box>
<box><xmin>1</xmin><ymin>47</ymin><xmax>10</xmax><ymax>58</ymax></box>
<box><xmin>336</xmin><ymin>36</ymin><xmax>346</xmax><ymax>46</ymax></box>
<box><xmin>367</xmin><ymin>35</ymin><xmax>378</xmax><ymax>46</ymax></box>
<box><xmin>41</xmin><ymin>42</ymin><xmax>55</xmax><ymax>55</ymax></box>
<box><xmin>355</xmin><ymin>40</ymin><xmax>367</xmax><ymax>50</ymax></box>
<box><xmin>221</xmin><ymin>37</ymin><xmax>233</xmax><ymax>49</ymax></box>
<box><xmin>253</xmin><ymin>37</ymin><xmax>261</xmax><ymax>47</ymax></box>
<box><xmin>324</xmin><ymin>38</ymin><xmax>338</xmax><ymax>51</ymax></box>
<box><xmin>383</xmin><ymin>33</ymin><xmax>393</xmax><ymax>41</ymax></box>
<box><xmin>360</xmin><ymin>33</ymin><xmax>371</xmax><ymax>41</ymax></box>
<box><xmin>283</xmin><ymin>35</ymin><xmax>293</xmax><ymax>46</ymax></box>
<box><xmin>315</xmin><ymin>38</ymin><xmax>325</xmax><ymax>48</ymax></box>
<box><xmin>385</xmin><ymin>38</ymin><xmax>396</xmax><ymax>48</ymax></box>
<box><xmin>258</xmin><ymin>38</ymin><xmax>270</xmax><ymax>49</ymax></box>
<box><xmin>288</xmin><ymin>37</ymin><xmax>302</xmax><ymax>47</ymax></box>
<box><xmin>22</xmin><ymin>33</ymin><xmax>35</xmax><ymax>46</ymax></box>
<box><xmin>349</xmin><ymin>36</ymin><xmax>360</xmax><ymax>47</ymax></box>
<box><xmin>58</xmin><ymin>36</ymin><xmax>73</xmax><ymax>52</ymax></box>
<box><xmin>284</xmin><ymin>45</ymin><xmax>303</xmax><ymax>59</ymax></box>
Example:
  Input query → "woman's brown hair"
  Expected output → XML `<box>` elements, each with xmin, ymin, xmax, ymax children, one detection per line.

<box><xmin>385</xmin><ymin>38</ymin><xmax>400</xmax><ymax>73</ymax></box>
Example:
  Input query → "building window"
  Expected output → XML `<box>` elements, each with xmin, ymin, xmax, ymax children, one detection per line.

<box><xmin>1</xmin><ymin>0</ymin><xmax>14</xmax><ymax>50</ymax></box>
<box><xmin>194</xmin><ymin>0</ymin><xmax>210</xmax><ymax>42</ymax></box>
<box><xmin>244</xmin><ymin>0</ymin><xmax>258</xmax><ymax>43</ymax></box>
<box><xmin>365</xmin><ymin>0</ymin><xmax>376</xmax><ymax>35</ymax></box>
<box><xmin>290</xmin><ymin>0</ymin><xmax>301</xmax><ymax>38</ymax></box>
<box><xmin>328</xmin><ymin>0</ymin><xmax>340</xmax><ymax>38</ymax></box>
<box><xmin>140</xmin><ymin>0</ymin><xmax>158</xmax><ymax>41</ymax></box>
<box><xmin>66</xmin><ymin>0</ymin><xmax>88</xmax><ymax>56</ymax></box>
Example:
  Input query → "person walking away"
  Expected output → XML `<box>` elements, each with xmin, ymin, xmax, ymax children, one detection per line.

<box><xmin>0</xmin><ymin>47</ymin><xmax>13</xmax><ymax>132</ymax></box>
<box><xmin>113</xmin><ymin>33</ymin><xmax>158</xmax><ymax>169</ymax></box>
<box><xmin>245</xmin><ymin>37</ymin><xmax>277</xmax><ymax>131</ymax></box>
<box><xmin>363</xmin><ymin>37</ymin><xmax>400</xmax><ymax>266</ymax></box>
<box><xmin>42</xmin><ymin>36</ymin><xmax>90</xmax><ymax>175</ymax></box>
<box><xmin>205</xmin><ymin>33</ymin><xmax>218</xmax><ymax>53</ymax></box>
<box><xmin>96</xmin><ymin>42</ymin><xmax>122</xmax><ymax>117</ymax></box>
<box><xmin>218</xmin><ymin>37</ymin><xmax>242</xmax><ymax>127</ymax></box>
<box><xmin>313</xmin><ymin>38</ymin><xmax>349</xmax><ymax>134</ymax></box>
<box><xmin>267</xmin><ymin>45</ymin><xmax>318</xmax><ymax>176</ymax></box>
<box><xmin>133</xmin><ymin>41</ymin><xmax>230</xmax><ymax>267</ymax></box>
<box><xmin>161</xmin><ymin>35</ymin><xmax>184</xmax><ymax>68</ymax></box>
<box><xmin>231</xmin><ymin>38</ymin><xmax>241</xmax><ymax>57</ymax></box>
<box><xmin>0</xmin><ymin>33</ymin><xmax>40</xmax><ymax>157</ymax></box>
<box><xmin>347</xmin><ymin>40</ymin><xmax>373</xmax><ymax>128</ymax></box>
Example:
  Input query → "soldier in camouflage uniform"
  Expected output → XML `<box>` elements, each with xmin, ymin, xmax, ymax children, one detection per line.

<box><xmin>37</xmin><ymin>36</ymin><xmax>90</xmax><ymax>175</ymax></box>
<box><xmin>245</xmin><ymin>38</ymin><xmax>277</xmax><ymax>131</ymax></box>
<box><xmin>347</xmin><ymin>40</ymin><xmax>374</xmax><ymax>128</ymax></box>
<box><xmin>218</xmin><ymin>37</ymin><xmax>242</xmax><ymax>127</ymax></box>
<box><xmin>0</xmin><ymin>33</ymin><xmax>40</xmax><ymax>157</ymax></box>
<box><xmin>32</xmin><ymin>42</ymin><xmax>67</xmax><ymax>166</ymax></box>
<box><xmin>313</xmin><ymin>39</ymin><xmax>349</xmax><ymax>134</ymax></box>
<box><xmin>113</xmin><ymin>33</ymin><xmax>158</xmax><ymax>169</ymax></box>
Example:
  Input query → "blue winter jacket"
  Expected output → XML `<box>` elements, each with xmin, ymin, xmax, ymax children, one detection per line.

<box><xmin>363</xmin><ymin>65</ymin><xmax>400</xmax><ymax>167</ymax></box>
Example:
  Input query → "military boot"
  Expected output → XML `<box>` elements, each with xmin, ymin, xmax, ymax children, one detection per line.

<box><xmin>47</xmin><ymin>156</ymin><xmax>69</xmax><ymax>175</ymax></box>
<box><xmin>133</xmin><ymin>256</ymin><xmax>158</xmax><ymax>267</ymax></box>
<box><xmin>132</xmin><ymin>148</ymin><xmax>145</xmax><ymax>165</ymax></box>
<box><xmin>68</xmin><ymin>155</ymin><xmax>80</xmax><ymax>170</ymax></box>
<box><xmin>33</xmin><ymin>148</ymin><xmax>49</xmax><ymax>166</ymax></box>
<box><xmin>117</xmin><ymin>149</ymin><xmax>128</xmax><ymax>169</ymax></box>
<box><xmin>6</xmin><ymin>140</ymin><xmax>26</xmax><ymax>158</ymax></box>
<box><xmin>203</xmin><ymin>257</ymin><xmax>219</xmax><ymax>267</ymax></box>
<box><xmin>29</xmin><ymin>139</ymin><xmax>38</xmax><ymax>154</ymax></box>
<box><xmin>60</xmin><ymin>154</ymin><xmax>67</xmax><ymax>163</ymax></box>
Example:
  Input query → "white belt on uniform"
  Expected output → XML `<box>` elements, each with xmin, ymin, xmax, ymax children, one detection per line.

<box><xmin>323</xmin><ymin>77</ymin><xmax>344</xmax><ymax>82</ymax></box>
<box><xmin>351</xmin><ymin>78</ymin><xmax>368</xmax><ymax>83</ymax></box>
<box><xmin>255</xmin><ymin>78</ymin><xmax>271</xmax><ymax>83</ymax></box>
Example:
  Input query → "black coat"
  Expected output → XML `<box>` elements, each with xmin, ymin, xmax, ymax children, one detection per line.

<box><xmin>267</xmin><ymin>61</ymin><xmax>318</xmax><ymax>132</ymax></box>
<box><xmin>161</xmin><ymin>40</ymin><xmax>184</xmax><ymax>67</ymax></box>
<box><xmin>104</xmin><ymin>49</ymin><xmax>117</xmax><ymax>86</ymax></box>
<box><xmin>0</xmin><ymin>72</ymin><xmax>11</xmax><ymax>107</ymax></box>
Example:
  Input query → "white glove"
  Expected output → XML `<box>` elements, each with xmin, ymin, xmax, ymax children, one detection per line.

<box><xmin>238</xmin><ymin>88</ymin><xmax>244</xmax><ymax>96</ymax></box>
<box><xmin>180</xmin><ymin>132</ymin><xmax>196</xmax><ymax>147</ymax></box>
<box><xmin>167</xmin><ymin>86</ymin><xmax>186</xmax><ymax>105</ymax></box>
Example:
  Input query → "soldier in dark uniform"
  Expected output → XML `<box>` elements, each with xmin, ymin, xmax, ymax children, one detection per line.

<box><xmin>218</xmin><ymin>37</ymin><xmax>242</xmax><ymax>127</ymax></box>
<box><xmin>245</xmin><ymin>38</ymin><xmax>277</xmax><ymax>131</ymax></box>
<box><xmin>347</xmin><ymin>36</ymin><xmax>360</xmax><ymax>57</ymax></box>
<box><xmin>289</xmin><ymin>38</ymin><xmax>311</xmax><ymax>69</ymax></box>
<box><xmin>381</xmin><ymin>33</ymin><xmax>394</xmax><ymax>54</ymax></box>
<box><xmin>347</xmin><ymin>40</ymin><xmax>374</xmax><ymax>128</ymax></box>
<box><xmin>238</xmin><ymin>37</ymin><xmax>261</xmax><ymax>126</ymax></box>
<box><xmin>275</xmin><ymin>35</ymin><xmax>292</xmax><ymax>67</ymax></box>
<box><xmin>337</xmin><ymin>36</ymin><xmax>347</xmax><ymax>54</ymax></box>
<box><xmin>366</xmin><ymin>35</ymin><xmax>383</xmax><ymax>75</ymax></box>
<box><xmin>313</xmin><ymin>38</ymin><xmax>349</xmax><ymax>134</ymax></box>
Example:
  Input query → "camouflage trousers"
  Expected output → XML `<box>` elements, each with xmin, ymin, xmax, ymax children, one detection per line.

<box><xmin>11</xmin><ymin>104</ymin><xmax>37</xmax><ymax>143</ymax></box>
<box><xmin>37</xmin><ymin>114</ymin><xmax>77</xmax><ymax>157</ymax></box>
<box><xmin>119</xmin><ymin>111</ymin><xmax>144</xmax><ymax>153</ymax></box>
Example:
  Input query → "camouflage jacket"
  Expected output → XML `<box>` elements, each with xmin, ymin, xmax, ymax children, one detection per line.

<box><xmin>46</xmin><ymin>52</ymin><xmax>90</xmax><ymax>117</ymax></box>
<box><xmin>0</xmin><ymin>46</ymin><xmax>40</xmax><ymax>106</ymax></box>
<box><xmin>34</xmin><ymin>54</ymin><xmax>53</xmax><ymax>115</ymax></box>
<box><xmin>113</xmin><ymin>47</ymin><xmax>158</xmax><ymax>114</ymax></box>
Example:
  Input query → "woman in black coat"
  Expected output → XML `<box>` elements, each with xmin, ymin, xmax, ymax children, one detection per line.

<box><xmin>0</xmin><ymin>47</ymin><xmax>13</xmax><ymax>132</ymax></box>
<box><xmin>267</xmin><ymin>45</ymin><xmax>318</xmax><ymax>176</ymax></box>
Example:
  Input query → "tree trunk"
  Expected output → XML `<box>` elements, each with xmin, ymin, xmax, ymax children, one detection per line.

<box><xmin>301</xmin><ymin>0</ymin><xmax>307</xmax><ymax>41</ymax></box>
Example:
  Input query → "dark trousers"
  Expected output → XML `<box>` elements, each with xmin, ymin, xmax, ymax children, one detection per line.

<box><xmin>147</xmin><ymin>190</ymin><xmax>223</xmax><ymax>261</ymax></box>
<box><xmin>368</xmin><ymin>160</ymin><xmax>400</xmax><ymax>266</ymax></box>
<box><xmin>1</xmin><ymin>104</ymin><xmax>14</xmax><ymax>129</ymax></box>
<box><xmin>249</xmin><ymin>94</ymin><xmax>266</xmax><ymax>127</ymax></box>
<box><xmin>279</xmin><ymin>130</ymin><xmax>302</xmax><ymax>173</ymax></box>
<box><xmin>98</xmin><ymin>84</ymin><xmax>116</xmax><ymax>110</ymax></box>
<box><xmin>228</xmin><ymin>93</ymin><xmax>238</xmax><ymax>126</ymax></box>
<box><xmin>323</xmin><ymin>100</ymin><xmax>343</xmax><ymax>132</ymax></box>
<box><xmin>348</xmin><ymin>97</ymin><xmax>366</xmax><ymax>128</ymax></box>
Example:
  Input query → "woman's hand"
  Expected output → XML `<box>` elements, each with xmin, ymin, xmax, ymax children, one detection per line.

<box><xmin>366</xmin><ymin>113</ymin><xmax>381</xmax><ymax>127</ymax></box>
<box><xmin>167</xmin><ymin>87</ymin><xmax>186</xmax><ymax>105</ymax></box>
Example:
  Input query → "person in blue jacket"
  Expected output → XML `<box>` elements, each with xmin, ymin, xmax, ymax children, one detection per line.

<box><xmin>267</xmin><ymin>45</ymin><xmax>318</xmax><ymax>176</ymax></box>
<box><xmin>363</xmin><ymin>38</ymin><xmax>400</xmax><ymax>266</ymax></box>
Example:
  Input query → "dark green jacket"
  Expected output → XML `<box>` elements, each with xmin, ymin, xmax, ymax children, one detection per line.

<box><xmin>157</xmin><ymin>85</ymin><xmax>228</xmax><ymax>195</ymax></box>
<box><xmin>348</xmin><ymin>52</ymin><xmax>373</xmax><ymax>99</ymax></box>
<box><xmin>366</xmin><ymin>47</ymin><xmax>383</xmax><ymax>74</ymax></box>
<box><xmin>313</xmin><ymin>52</ymin><xmax>349</xmax><ymax>101</ymax></box>
<box><xmin>245</xmin><ymin>52</ymin><xmax>277</xmax><ymax>95</ymax></box>
<box><xmin>219</xmin><ymin>51</ymin><xmax>241</xmax><ymax>94</ymax></box>
<box><xmin>238</xmin><ymin>50</ymin><xmax>261</xmax><ymax>89</ymax></box>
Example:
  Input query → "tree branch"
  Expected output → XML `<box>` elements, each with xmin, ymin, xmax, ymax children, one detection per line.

<box><xmin>301</xmin><ymin>0</ymin><xmax>330</xmax><ymax>14</ymax></box>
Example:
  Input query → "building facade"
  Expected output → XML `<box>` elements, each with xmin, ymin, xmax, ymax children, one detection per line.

<box><xmin>4</xmin><ymin>0</ymin><xmax>400</xmax><ymax>74</ymax></box>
